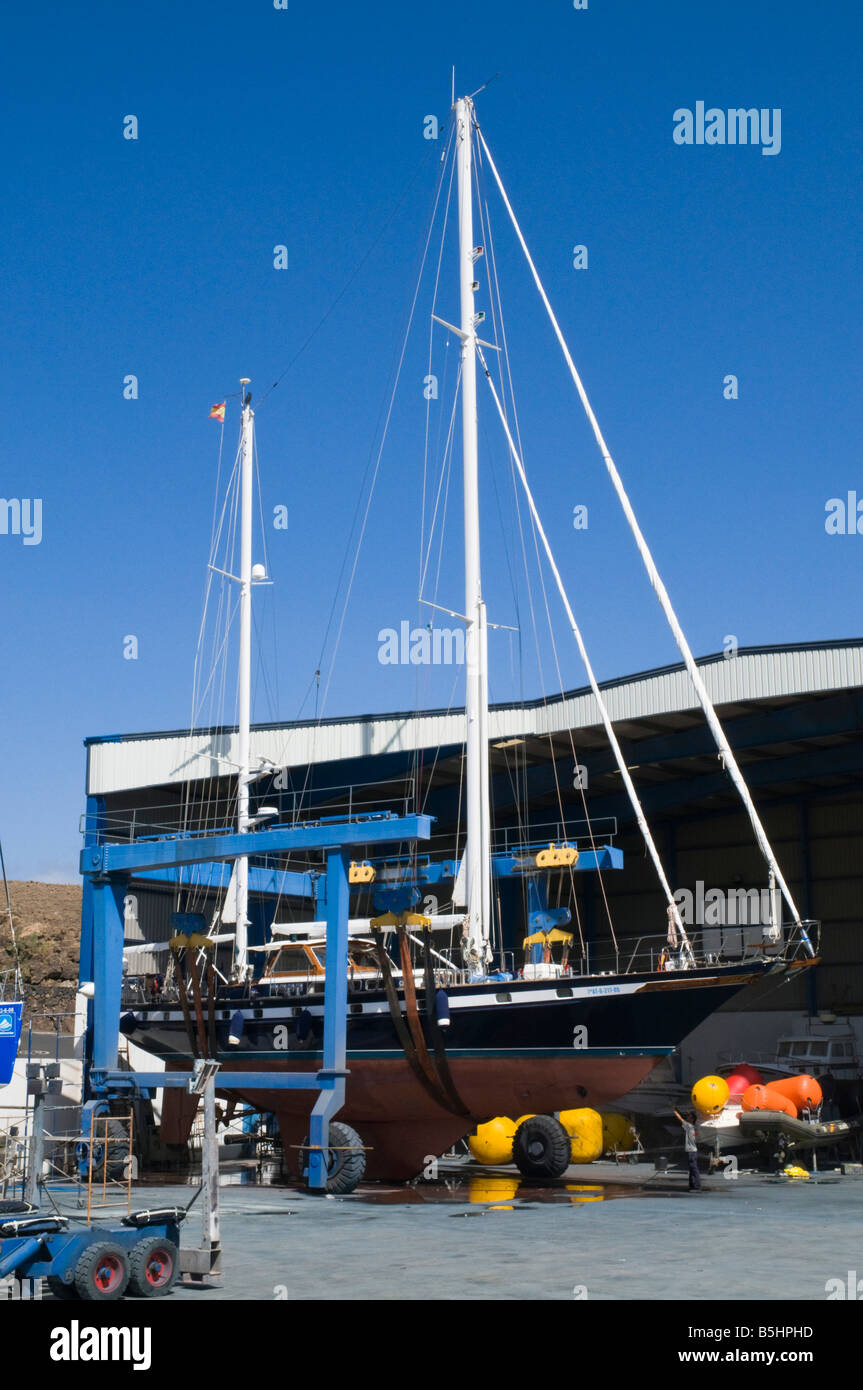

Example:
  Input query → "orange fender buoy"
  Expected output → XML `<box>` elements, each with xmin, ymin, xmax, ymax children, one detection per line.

<box><xmin>740</xmin><ymin>1083</ymin><xmax>798</xmax><ymax>1118</ymax></box>
<box><xmin>767</xmin><ymin>1074</ymin><xmax>823</xmax><ymax>1111</ymax></box>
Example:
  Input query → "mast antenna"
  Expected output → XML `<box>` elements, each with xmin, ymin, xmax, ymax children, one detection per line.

<box><xmin>469</xmin><ymin>73</ymin><xmax>499</xmax><ymax>100</ymax></box>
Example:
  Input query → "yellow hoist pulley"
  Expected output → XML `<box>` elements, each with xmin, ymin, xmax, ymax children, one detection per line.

<box><xmin>535</xmin><ymin>842</ymin><xmax>579</xmax><ymax>869</ymax></box>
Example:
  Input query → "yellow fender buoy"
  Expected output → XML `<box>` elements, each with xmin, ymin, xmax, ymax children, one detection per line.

<box><xmin>691</xmin><ymin>1074</ymin><xmax>730</xmax><ymax>1116</ymax></box>
<box><xmin>601</xmin><ymin>1112</ymin><xmax>637</xmax><ymax>1155</ymax></box>
<box><xmin>468</xmin><ymin>1117</ymin><xmax>520</xmax><ymax>1165</ymax></box>
<box><xmin>559</xmin><ymin>1107</ymin><xmax>604</xmax><ymax>1162</ymax></box>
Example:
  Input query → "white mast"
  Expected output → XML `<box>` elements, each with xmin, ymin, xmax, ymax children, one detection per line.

<box><xmin>456</xmin><ymin>96</ymin><xmax>492</xmax><ymax>966</ymax></box>
<box><xmin>235</xmin><ymin>377</ymin><xmax>254</xmax><ymax>977</ymax></box>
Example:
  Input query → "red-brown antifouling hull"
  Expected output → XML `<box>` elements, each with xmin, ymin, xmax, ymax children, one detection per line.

<box><xmin>227</xmin><ymin>1052</ymin><xmax>662</xmax><ymax>1180</ymax></box>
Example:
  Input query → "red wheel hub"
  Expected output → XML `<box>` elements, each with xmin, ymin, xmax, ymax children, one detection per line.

<box><xmin>95</xmin><ymin>1255</ymin><xmax>124</xmax><ymax>1292</ymax></box>
<box><xmin>145</xmin><ymin>1248</ymin><xmax>174</xmax><ymax>1286</ymax></box>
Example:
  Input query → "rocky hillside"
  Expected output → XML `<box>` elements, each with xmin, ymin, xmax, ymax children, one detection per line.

<box><xmin>1</xmin><ymin>881</ymin><xmax>81</xmax><ymax>1029</ymax></box>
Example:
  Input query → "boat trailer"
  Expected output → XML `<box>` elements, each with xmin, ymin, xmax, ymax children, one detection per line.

<box><xmin>0</xmin><ymin>1201</ymin><xmax>185</xmax><ymax>1300</ymax></box>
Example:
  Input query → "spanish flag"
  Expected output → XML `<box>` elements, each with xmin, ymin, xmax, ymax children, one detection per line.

<box><xmin>209</xmin><ymin>402</ymin><xmax>226</xmax><ymax>422</ymax></box>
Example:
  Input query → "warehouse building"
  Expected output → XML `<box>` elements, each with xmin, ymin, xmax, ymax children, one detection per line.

<box><xmin>81</xmin><ymin>638</ymin><xmax>863</xmax><ymax>1079</ymax></box>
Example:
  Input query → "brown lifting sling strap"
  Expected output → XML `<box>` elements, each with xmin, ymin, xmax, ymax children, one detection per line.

<box><xmin>170</xmin><ymin>936</ymin><xmax>200</xmax><ymax>1060</ymax></box>
<box><xmin>419</xmin><ymin>924</ymin><xmax>470</xmax><ymax>1117</ymax></box>
<box><xmin>371</xmin><ymin>924</ymin><xmax>454</xmax><ymax>1111</ymax></box>
<box><xmin>371</xmin><ymin>915</ymin><xmax>470</xmax><ymax>1119</ymax></box>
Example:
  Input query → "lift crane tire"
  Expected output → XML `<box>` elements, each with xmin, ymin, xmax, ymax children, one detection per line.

<box><xmin>300</xmin><ymin>1121</ymin><xmax>367</xmax><ymax>1195</ymax></box>
<box><xmin>513</xmin><ymin>1114</ymin><xmax>572</xmax><ymax>1180</ymax></box>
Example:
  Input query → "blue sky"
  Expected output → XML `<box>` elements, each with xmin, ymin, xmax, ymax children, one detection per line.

<box><xmin>1</xmin><ymin>1</ymin><xmax>861</xmax><ymax>880</ymax></box>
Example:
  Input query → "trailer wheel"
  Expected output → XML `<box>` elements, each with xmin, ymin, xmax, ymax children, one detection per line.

<box><xmin>47</xmin><ymin>1275</ymin><xmax>80</xmax><ymax>1300</ymax></box>
<box><xmin>127</xmin><ymin>1236</ymin><xmax>180</xmax><ymax>1298</ymax></box>
<box><xmin>74</xmin><ymin>1241</ymin><xmax>130</xmax><ymax>1300</ymax></box>
<box><xmin>300</xmin><ymin>1121</ymin><xmax>366</xmax><ymax>1194</ymax></box>
<box><xmin>513</xmin><ymin>1114</ymin><xmax>572</xmax><ymax>1180</ymax></box>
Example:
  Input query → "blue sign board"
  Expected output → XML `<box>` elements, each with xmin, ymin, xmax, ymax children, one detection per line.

<box><xmin>0</xmin><ymin>1001</ymin><xmax>23</xmax><ymax>1086</ymax></box>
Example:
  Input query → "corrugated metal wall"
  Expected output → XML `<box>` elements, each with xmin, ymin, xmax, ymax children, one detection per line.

<box><xmin>602</xmin><ymin>797</ymin><xmax>863</xmax><ymax>1013</ymax></box>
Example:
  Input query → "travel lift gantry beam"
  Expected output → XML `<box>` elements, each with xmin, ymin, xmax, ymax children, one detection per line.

<box><xmin>80</xmin><ymin>812</ymin><xmax>433</xmax><ymax>1193</ymax></box>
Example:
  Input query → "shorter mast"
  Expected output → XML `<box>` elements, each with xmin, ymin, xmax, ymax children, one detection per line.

<box><xmin>235</xmin><ymin>378</ymin><xmax>254</xmax><ymax>978</ymax></box>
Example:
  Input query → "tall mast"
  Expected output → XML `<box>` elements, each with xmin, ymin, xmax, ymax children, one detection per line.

<box><xmin>235</xmin><ymin>377</ymin><xmax>253</xmax><ymax>977</ymax></box>
<box><xmin>456</xmin><ymin>96</ymin><xmax>492</xmax><ymax>966</ymax></box>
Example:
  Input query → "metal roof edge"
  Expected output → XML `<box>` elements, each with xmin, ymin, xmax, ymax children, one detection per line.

<box><xmin>82</xmin><ymin>638</ymin><xmax>863</xmax><ymax>749</ymax></box>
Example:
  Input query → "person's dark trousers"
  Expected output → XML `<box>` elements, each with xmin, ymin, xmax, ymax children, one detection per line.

<box><xmin>687</xmin><ymin>1153</ymin><xmax>702</xmax><ymax>1190</ymax></box>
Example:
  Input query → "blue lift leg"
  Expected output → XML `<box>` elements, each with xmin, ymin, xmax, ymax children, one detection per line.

<box><xmin>91</xmin><ymin>875</ymin><xmax>128</xmax><ymax>1076</ymax></box>
<box><xmin>306</xmin><ymin>849</ymin><xmax>351</xmax><ymax>1190</ymax></box>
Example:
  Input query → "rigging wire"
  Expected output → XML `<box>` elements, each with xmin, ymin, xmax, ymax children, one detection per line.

<box><xmin>475</xmin><ymin>115</ymin><xmax>807</xmax><ymax>946</ymax></box>
<box><xmin>257</xmin><ymin>144</ymin><xmax>441</xmax><ymax>409</ymax></box>
<box><xmin>476</xmin><ymin>339</ymin><xmax>689</xmax><ymax>954</ymax></box>
<box><xmin>0</xmin><ymin>838</ymin><xmax>22</xmax><ymax>992</ymax></box>
<box><xmin>318</xmin><ymin>121</ymin><xmax>458</xmax><ymax>716</ymax></box>
<box><xmin>276</xmin><ymin>120</ymin><xmax>458</xmax><ymax>827</ymax></box>
<box><xmin>474</xmin><ymin>140</ymin><xmax>601</xmax><ymax>948</ymax></box>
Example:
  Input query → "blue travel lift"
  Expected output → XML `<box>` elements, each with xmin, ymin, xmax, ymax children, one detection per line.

<box><xmin>3</xmin><ymin>813</ymin><xmax>431</xmax><ymax>1299</ymax></box>
<box><xmin>79</xmin><ymin>811</ymin><xmax>431</xmax><ymax>1186</ymax></box>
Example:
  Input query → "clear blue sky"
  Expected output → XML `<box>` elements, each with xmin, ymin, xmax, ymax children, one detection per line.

<box><xmin>1</xmin><ymin>1</ymin><xmax>861</xmax><ymax>881</ymax></box>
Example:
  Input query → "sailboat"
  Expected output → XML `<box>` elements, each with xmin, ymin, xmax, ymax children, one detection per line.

<box><xmin>120</xmin><ymin>94</ymin><xmax>818</xmax><ymax>1183</ymax></box>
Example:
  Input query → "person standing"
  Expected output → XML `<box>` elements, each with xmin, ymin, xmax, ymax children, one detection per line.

<box><xmin>674</xmin><ymin>1110</ymin><xmax>702</xmax><ymax>1191</ymax></box>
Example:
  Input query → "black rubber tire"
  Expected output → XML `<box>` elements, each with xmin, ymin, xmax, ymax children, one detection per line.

<box><xmin>83</xmin><ymin>1117</ymin><xmax>130</xmax><ymax>1181</ymax></box>
<box><xmin>300</xmin><ymin>1121</ymin><xmax>366</xmax><ymax>1194</ymax></box>
<box><xmin>513</xmin><ymin>1114</ymin><xmax>572</xmax><ymax>1180</ymax></box>
<box><xmin>127</xmin><ymin>1235</ymin><xmax>180</xmax><ymax>1298</ymax></box>
<box><xmin>47</xmin><ymin>1275</ymin><xmax>80</xmax><ymax>1300</ymax></box>
<box><xmin>99</xmin><ymin>1118</ymin><xmax>130</xmax><ymax>1181</ymax></box>
<box><xmin>73</xmin><ymin>1241</ymin><xmax>130</xmax><ymax>1301</ymax></box>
